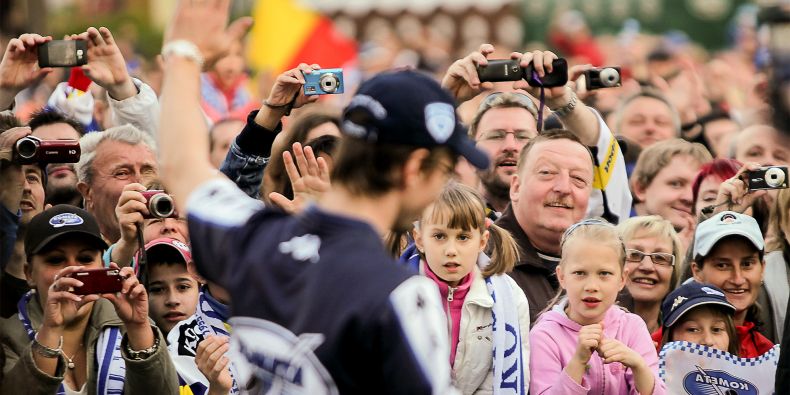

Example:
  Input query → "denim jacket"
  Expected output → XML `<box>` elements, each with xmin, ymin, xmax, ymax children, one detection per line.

<box><xmin>219</xmin><ymin>109</ymin><xmax>281</xmax><ymax>199</ymax></box>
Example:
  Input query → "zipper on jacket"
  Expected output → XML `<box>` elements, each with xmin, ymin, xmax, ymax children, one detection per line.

<box><xmin>447</xmin><ymin>287</ymin><xmax>456</xmax><ymax>302</ymax></box>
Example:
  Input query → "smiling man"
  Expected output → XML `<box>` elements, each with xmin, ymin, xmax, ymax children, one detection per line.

<box><xmin>496</xmin><ymin>129</ymin><xmax>596</xmax><ymax>322</ymax></box>
<box><xmin>691</xmin><ymin>211</ymin><xmax>774</xmax><ymax>358</ymax></box>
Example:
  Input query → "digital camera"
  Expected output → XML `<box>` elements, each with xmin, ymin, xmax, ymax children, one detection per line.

<box><xmin>38</xmin><ymin>40</ymin><xmax>88</xmax><ymax>68</ymax></box>
<box><xmin>67</xmin><ymin>268</ymin><xmax>123</xmax><ymax>295</ymax></box>
<box><xmin>525</xmin><ymin>58</ymin><xmax>568</xmax><ymax>88</ymax></box>
<box><xmin>477</xmin><ymin>59</ymin><xmax>524</xmax><ymax>82</ymax></box>
<box><xmin>584</xmin><ymin>67</ymin><xmax>622</xmax><ymax>90</ymax></box>
<box><xmin>14</xmin><ymin>136</ymin><xmax>80</xmax><ymax>164</ymax></box>
<box><xmin>747</xmin><ymin>166</ymin><xmax>788</xmax><ymax>190</ymax></box>
<box><xmin>141</xmin><ymin>190</ymin><xmax>177</xmax><ymax>219</ymax></box>
<box><xmin>303</xmin><ymin>68</ymin><xmax>344</xmax><ymax>96</ymax></box>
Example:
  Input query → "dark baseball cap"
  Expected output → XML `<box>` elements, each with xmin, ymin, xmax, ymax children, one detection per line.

<box><xmin>24</xmin><ymin>205</ymin><xmax>108</xmax><ymax>257</ymax></box>
<box><xmin>661</xmin><ymin>282</ymin><xmax>735</xmax><ymax>328</ymax></box>
<box><xmin>341</xmin><ymin>69</ymin><xmax>490</xmax><ymax>170</ymax></box>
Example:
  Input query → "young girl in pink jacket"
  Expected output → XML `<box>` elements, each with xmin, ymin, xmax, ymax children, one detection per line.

<box><xmin>529</xmin><ymin>219</ymin><xmax>666</xmax><ymax>395</ymax></box>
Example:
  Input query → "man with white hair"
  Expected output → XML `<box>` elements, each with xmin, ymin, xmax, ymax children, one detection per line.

<box><xmin>75</xmin><ymin>124</ymin><xmax>158</xmax><ymax>242</ymax></box>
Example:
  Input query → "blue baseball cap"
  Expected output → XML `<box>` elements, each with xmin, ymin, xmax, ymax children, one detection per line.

<box><xmin>662</xmin><ymin>282</ymin><xmax>735</xmax><ymax>328</ymax></box>
<box><xmin>341</xmin><ymin>69</ymin><xmax>490</xmax><ymax>170</ymax></box>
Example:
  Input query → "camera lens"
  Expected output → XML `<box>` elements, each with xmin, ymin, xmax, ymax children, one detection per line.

<box><xmin>148</xmin><ymin>194</ymin><xmax>175</xmax><ymax>218</ymax></box>
<box><xmin>319</xmin><ymin>73</ymin><xmax>339</xmax><ymax>93</ymax></box>
<box><xmin>765</xmin><ymin>167</ymin><xmax>786</xmax><ymax>187</ymax></box>
<box><xmin>15</xmin><ymin>137</ymin><xmax>39</xmax><ymax>159</ymax></box>
<box><xmin>599</xmin><ymin>68</ymin><xmax>621</xmax><ymax>87</ymax></box>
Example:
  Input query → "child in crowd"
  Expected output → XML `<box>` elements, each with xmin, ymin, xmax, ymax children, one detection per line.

<box><xmin>412</xmin><ymin>182</ymin><xmax>530</xmax><ymax>394</ymax></box>
<box><xmin>529</xmin><ymin>219</ymin><xmax>665</xmax><ymax>395</ymax></box>
<box><xmin>142</xmin><ymin>237</ymin><xmax>238</xmax><ymax>395</ymax></box>
<box><xmin>659</xmin><ymin>281</ymin><xmax>739</xmax><ymax>355</ymax></box>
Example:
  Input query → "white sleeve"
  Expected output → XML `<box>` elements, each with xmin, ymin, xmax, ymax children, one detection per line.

<box><xmin>108</xmin><ymin>78</ymin><xmax>160</xmax><ymax>135</ymax></box>
<box><xmin>586</xmin><ymin>109</ymin><xmax>632</xmax><ymax>223</ymax></box>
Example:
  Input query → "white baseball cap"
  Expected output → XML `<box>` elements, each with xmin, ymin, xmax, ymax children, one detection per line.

<box><xmin>693</xmin><ymin>211</ymin><xmax>764</xmax><ymax>260</ymax></box>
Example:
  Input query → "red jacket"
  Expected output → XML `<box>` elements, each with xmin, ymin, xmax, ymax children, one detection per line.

<box><xmin>653</xmin><ymin>321</ymin><xmax>774</xmax><ymax>358</ymax></box>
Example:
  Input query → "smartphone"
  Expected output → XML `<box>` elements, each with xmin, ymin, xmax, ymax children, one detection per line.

<box><xmin>524</xmin><ymin>58</ymin><xmax>568</xmax><ymax>88</ymax></box>
<box><xmin>477</xmin><ymin>59</ymin><xmax>524</xmax><ymax>82</ymax></box>
<box><xmin>38</xmin><ymin>40</ymin><xmax>88</xmax><ymax>68</ymax></box>
<box><xmin>67</xmin><ymin>268</ymin><xmax>124</xmax><ymax>295</ymax></box>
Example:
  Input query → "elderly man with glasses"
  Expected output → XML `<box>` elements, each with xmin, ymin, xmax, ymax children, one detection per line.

<box><xmin>442</xmin><ymin>44</ymin><xmax>632</xmax><ymax>321</ymax></box>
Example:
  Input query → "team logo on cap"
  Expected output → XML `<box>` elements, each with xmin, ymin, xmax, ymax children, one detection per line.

<box><xmin>425</xmin><ymin>102</ymin><xmax>455</xmax><ymax>143</ymax></box>
<box><xmin>701</xmin><ymin>286</ymin><xmax>725</xmax><ymax>297</ymax></box>
<box><xmin>49</xmin><ymin>213</ymin><xmax>84</xmax><ymax>228</ymax></box>
<box><xmin>671</xmin><ymin>296</ymin><xmax>687</xmax><ymax>311</ymax></box>
<box><xmin>720</xmin><ymin>213</ymin><xmax>738</xmax><ymax>224</ymax></box>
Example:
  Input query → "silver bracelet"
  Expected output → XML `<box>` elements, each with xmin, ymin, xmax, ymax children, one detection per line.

<box><xmin>552</xmin><ymin>90</ymin><xmax>578</xmax><ymax>117</ymax></box>
<box><xmin>125</xmin><ymin>333</ymin><xmax>160</xmax><ymax>361</ymax></box>
<box><xmin>32</xmin><ymin>333</ymin><xmax>63</xmax><ymax>359</ymax></box>
<box><xmin>161</xmin><ymin>40</ymin><xmax>204</xmax><ymax>68</ymax></box>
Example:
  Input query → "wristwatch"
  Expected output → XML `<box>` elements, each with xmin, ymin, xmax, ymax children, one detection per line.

<box><xmin>552</xmin><ymin>89</ymin><xmax>578</xmax><ymax>117</ymax></box>
<box><xmin>125</xmin><ymin>334</ymin><xmax>160</xmax><ymax>361</ymax></box>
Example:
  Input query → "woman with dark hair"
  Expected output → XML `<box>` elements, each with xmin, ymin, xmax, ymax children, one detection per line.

<box><xmin>0</xmin><ymin>206</ymin><xmax>178</xmax><ymax>394</ymax></box>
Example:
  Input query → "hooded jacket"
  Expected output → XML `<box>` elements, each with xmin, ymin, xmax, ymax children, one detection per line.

<box><xmin>529</xmin><ymin>301</ymin><xmax>666</xmax><ymax>395</ymax></box>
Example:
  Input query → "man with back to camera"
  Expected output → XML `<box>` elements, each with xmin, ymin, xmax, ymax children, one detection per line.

<box><xmin>156</xmin><ymin>1</ymin><xmax>491</xmax><ymax>393</ymax></box>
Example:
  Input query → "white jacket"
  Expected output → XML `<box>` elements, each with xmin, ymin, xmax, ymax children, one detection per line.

<box><xmin>764</xmin><ymin>250</ymin><xmax>788</xmax><ymax>341</ymax></box>
<box><xmin>452</xmin><ymin>269</ymin><xmax>531</xmax><ymax>395</ymax></box>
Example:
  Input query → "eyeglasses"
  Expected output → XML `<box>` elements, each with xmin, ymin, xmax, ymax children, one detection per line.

<box><xmin>625</xmin><ymin>249</ymin><xmax>675</xmax><ymax>267</ymax></box>
<box><xmin>478</xmin><ymin>130</ymin><xmax>533</xmax><ymax>142</ymax></box>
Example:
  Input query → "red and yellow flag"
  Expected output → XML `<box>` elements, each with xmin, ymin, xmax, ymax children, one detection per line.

<box><xmin>247</xmin><ymin>0</ymin><xmax>357</xmax><ymax>73</ymax></box>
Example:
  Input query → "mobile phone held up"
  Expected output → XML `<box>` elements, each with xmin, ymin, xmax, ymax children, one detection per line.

<box><xmin>67</xmin><ymin>268</ymin><xmax>124</xmax><ymax>295</ymax></box>
<box><xmin>38</xmin><ymin>40</ymin><xmax>88</xmax><ymax>68</ymax></box>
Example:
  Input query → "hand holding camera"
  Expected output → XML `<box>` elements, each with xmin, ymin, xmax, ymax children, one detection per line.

<box><xmin>709</xmin><ymin>163</ymin><xmax>772</xmax><ymax>215</ymax></box>
<box><xmin>70</xmin><ymin>27</ymin><xmax>137</xmax><ymax>100</ymax></box>
<box><xmin>441</xmin><ymin>43</ymin><xmax>496</xmax><ymax>103</ymax></box>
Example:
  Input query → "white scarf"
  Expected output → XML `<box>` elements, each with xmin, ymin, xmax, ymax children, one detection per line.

<box><xmin>17</xmin><ymin>291</ymin><xmax>126</xmax><ymax>395</ymax></box>
<box><xmin>167</xmin><ymin>290</ymin><xmax>239</xmax><ymax>394</ymax></box>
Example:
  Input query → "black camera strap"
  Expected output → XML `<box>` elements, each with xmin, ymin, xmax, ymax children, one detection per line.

<box><xmin>136</xmin><ymin>224</ymin><xmax>147</xmax><ymax>283</ymax></box>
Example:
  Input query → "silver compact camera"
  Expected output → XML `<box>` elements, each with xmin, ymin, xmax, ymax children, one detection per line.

<box><xmin>303</xmin><ymin>68</ymin><xmax>344</xmax><ymax>96</ymax></box>
<box><xmin>747</xmin><ymin>166</ymin><xmax>788</xmax><ymax>190</ymax></box>
<box><xmin>584</xmin><ymin>67</ymin><xmax>622</xmax><ymax>90</ymax></box>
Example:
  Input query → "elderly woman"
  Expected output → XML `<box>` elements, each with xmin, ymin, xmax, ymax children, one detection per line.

<box><xmin>617</xmin><ymin>216</ymin><xmax>683</xmax><ymax>334</ymax></box>
<box><xmin>0</xmin><ymin>205</ymin><xmax>178</xmax><ymax>395</ymax></box>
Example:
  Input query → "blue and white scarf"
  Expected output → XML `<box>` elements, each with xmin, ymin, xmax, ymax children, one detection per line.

<box><xmin>485</xmin><ymin>273</ymin><xmax>528</xmax><ymax>395</ymax></box>
<box><xmin>17</xmin><ymin>291</ymin><xmax>126</xmax><ymax>395</ymax></box>
<box><xmin>167</xmin><ymin>288</ymin><xmax>239</xmax><ymax>395</ymax></box>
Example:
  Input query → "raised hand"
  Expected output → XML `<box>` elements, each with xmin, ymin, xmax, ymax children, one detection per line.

<box><xmin>72</xmin><ymin>27</ymin><xmax>136</xmax><ymax>100</ymax></box>
<box><xmin>102</xmin><ymin>264</ymin><xmax>149</xmax><ymax>327</ymax></box>
<box><xmin>713</xmin><ymin>162</ymin><xmax>767</xmax><ymax>215</ymax></box>
<box><xmin>0</xmin><ymin>34</ymin><xmax>53</xmax><ymax>108</ymax></box>
<box><xmin>164</xmin><ymin>0</ymin><xmax>253</xmax><ymax>65</ymax></box>
<box><xmin>115</xmin><ymin>183</ymin><xmax>148</xmax><ymax>243</ymax></box>
<box><xmin>441</xmin><ymin>43</ymin><xmax>496</xmax><ymax>103</ymax></box>
<box><xmin>196</xmin><ymin>335</ymin><xmax>234</xmax><ymax>395</ymax></box>
<box><xmin>266</xmin><ymin>63</ymin><xmax>321</xmax><ymax>109</ymax></box>
<box><xmin>511</xmin><ymin>50</ymin><xmax>571</xmax><ymax>108</ymax></box>
<box><xmin>269</xmin><ymin>143</ymin><xmax>331</xmax><ymax>214</ymax></box>
<box><xmin>42</xmin><ymin>266</ymin><xmax>101</xmax><ymax>330</ymax></box>
<box><xmin>0</xmin><ymin>126</ymin><xmax>31</xmax><ymax>162</ymax></box>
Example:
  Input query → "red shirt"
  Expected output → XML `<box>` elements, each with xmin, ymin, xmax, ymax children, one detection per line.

<box><xmin>653</xmin><ymin>321</ymin><xmax>774</xmax><ymax>358</ymax></box>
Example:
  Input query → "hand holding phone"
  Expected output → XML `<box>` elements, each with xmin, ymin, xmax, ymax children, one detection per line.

<box><xmin>37</xmin><ymin>40</ymin><xmax>88</xmax><ymax>68</ymax></box>
<box><xmin>66</xmin><ymin>268</ymin><xmax>123</xmax><ymax>295</ymax></box>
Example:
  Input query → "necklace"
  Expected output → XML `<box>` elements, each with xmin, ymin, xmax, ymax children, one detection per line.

<box><xmin>64</xmin><ymin>350</ymin><xmax>77</xmax><ymax>369</ymax></box>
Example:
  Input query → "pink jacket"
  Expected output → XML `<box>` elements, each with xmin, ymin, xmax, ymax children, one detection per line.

<box><xmin>529</xmin><ymin>302</ymin><xmax>666</xmax><ymax>395</ymax></box>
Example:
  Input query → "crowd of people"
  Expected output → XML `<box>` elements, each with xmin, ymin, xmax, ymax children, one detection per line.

<box><xmin>1</xmin><ymin>0</ymin><xmax>790</xmax><ymax>394</ymax></box>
